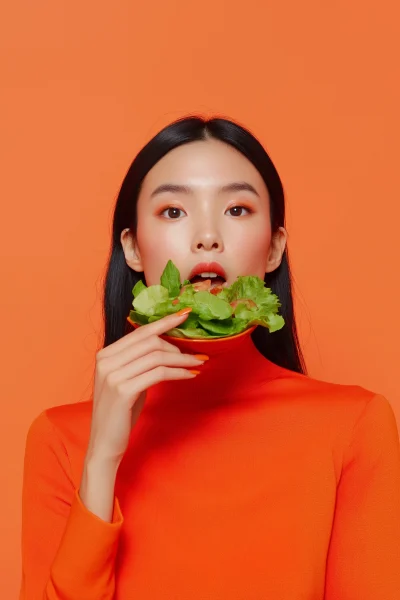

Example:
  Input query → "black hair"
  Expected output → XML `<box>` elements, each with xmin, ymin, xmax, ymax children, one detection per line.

<box><xmin>103</xmin><ymin>116</ymin><xmax>307</xmax><ymax>374</ymax></box>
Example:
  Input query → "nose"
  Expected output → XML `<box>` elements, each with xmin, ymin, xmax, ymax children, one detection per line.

<box><xmin>191</xmin><ymin>230</ymin><xmax>224</xmax><ymax>252</ymax></box>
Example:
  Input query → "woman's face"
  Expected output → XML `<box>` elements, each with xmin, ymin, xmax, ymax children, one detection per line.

<box><xmin>121</xmin><ymin>138</ymin><xmax>287</xmax><ymax>287</ymax></box>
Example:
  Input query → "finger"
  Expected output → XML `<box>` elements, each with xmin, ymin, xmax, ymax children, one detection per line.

<box><xmin>135</xmin><ymin>309</ymin><xmax>193</xmax><ymax>341</ymax></box>
<box><xmin>100</xmin><ymin>310</ymin><xmax>192</xmax><ymax>358</ymax></box>
<box><xmin>156</xmin><ymin>337</ymin><xmax>181</xmax><ymax>353</ymax></box>
<box><xmin>99</xmin><ymin>334</ymin><xmax>181</xmax><ymax>376</ymax></box>
<box><xmin>105</xmin><ymin>350</ymin><xmax>204</xmax><ymax>387</ymax></box>
<box><xmin>116</xmin><ymin>366</ymin><xmax>198</xmax><ymax>404</ymax></box>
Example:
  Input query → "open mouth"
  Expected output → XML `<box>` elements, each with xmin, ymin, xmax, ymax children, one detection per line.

<box><xmin>187</xmin><ymin>263</ymin><xmax>228</xmax><ymax>289</ymax></box>
<box><xmin>189</xmin><ymin>275</ymin><xmax>227</xmax><ymax>288</ymax></box>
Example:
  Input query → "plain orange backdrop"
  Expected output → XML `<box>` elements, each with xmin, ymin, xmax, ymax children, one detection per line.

<box><xmin>1</xmin><ymin>0</ymin><xmax>400</xmax><ymax>595</ymax></box>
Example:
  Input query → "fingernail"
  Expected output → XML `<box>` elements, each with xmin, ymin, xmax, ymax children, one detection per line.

<box><xmin>194</xmin><ymin>354</ymin><xmax>209</xmax><ymax>361</ymax></box>
<box><xmin>176</xmin><ymin>307</ymin><xmax>192</xmax><ymax>316</ymax></box>
<box><xmin>189</xmin><ymin>370</ymin><xmax>201</xmax><ymax>375</ymax></box>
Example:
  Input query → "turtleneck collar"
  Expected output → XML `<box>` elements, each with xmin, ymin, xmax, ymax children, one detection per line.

<box><xmin>146</xmin><ymin>325</ymin><xmax>281</xmax><ymax>411</ymax></box>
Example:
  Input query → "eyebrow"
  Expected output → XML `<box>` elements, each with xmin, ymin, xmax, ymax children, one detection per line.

<box><xmin>150</xmin><ymin>181</ymin><xmax>260</xmax><ymax>199</ymax></box>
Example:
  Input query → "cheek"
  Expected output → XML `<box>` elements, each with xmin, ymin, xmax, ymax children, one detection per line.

<box><xmin>227</xmin><ymin>222</ymin><xmax>272</xmax><ymax>276</ymax></box>
<box><xmin>136</xmin><ymin>218</ymin><xmax>190</xmax><ymax>285</ymax></box>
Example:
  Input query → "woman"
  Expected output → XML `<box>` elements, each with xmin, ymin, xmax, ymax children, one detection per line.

<box><xmin>20</xmin><ymin>116</ymin><xmax>400</xmax><ymax>599</ymax></box>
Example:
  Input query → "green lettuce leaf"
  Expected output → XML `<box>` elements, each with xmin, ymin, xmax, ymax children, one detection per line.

<box><xmin>252</xmin><ymin>313</ymin><xmax>285</xmax><ymax>333</ymax></box>
<box><xmin>191</xmin><ymin>291</ymin><xmax>233</xmax><ymax>320</ymax></box>
<box><xmin>198</xmin><ymin>317</ymin><xmax>247</xmax><ymax>335</ymax></box>
<box><xmin>132</xmin><ymin>285</ymin><xmax>170</xmax><ymax>316</ymax></box>
<box><xmin>160</xmin><ymin>260</ymin><xmax>181</xmax><ymax>297</ymax></box>
<box><xmin>179</xmin><ymin>313</ymin><xmax>200</xmax><ymax>329</ymax></box>
<box><xmin>129</xmin><ymin>310</ymin><xmax>150</xmax><ymax>325</ymax></box>
<box><xmin>165</xmin><ymin>326</ymin><xmax>223</xmax><ymax>339</ymax></box>
<box><xmin>132</xmin><ymin>280</ymin><xmax>147</xmax><ymax>298</ymax></box>
<box><xmin>220</xmin><ymin>275</ymin><xmax>264</xmax><ymax>303</ymax></box>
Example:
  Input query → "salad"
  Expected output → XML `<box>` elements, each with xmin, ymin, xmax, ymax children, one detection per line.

<box><xmin>127</xmin><ymin>260</ymin><xmax>285</xmax><ymax>339</ymax></box>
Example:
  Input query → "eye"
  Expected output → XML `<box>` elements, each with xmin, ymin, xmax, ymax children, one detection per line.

<box><xmin>225</xmin><ymin>205</ymin><xmax>252</xmax><ymax>217</ymax></box>
<box><xmin>159</xmin><ymin>207</ymin><xmax>186</xmax><ymax>220</ymax></box>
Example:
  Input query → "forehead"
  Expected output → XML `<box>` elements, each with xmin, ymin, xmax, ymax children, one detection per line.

<box><xmin>140</xmin><ymin>138</ymin><xmax>268</xmax><ymax>194</ymax></box>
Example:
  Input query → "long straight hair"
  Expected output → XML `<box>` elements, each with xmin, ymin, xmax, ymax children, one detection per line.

<box><xmin>103</xmin><ymin>116</ymin><xmax>307</xmax><ymax>375</ymax></box>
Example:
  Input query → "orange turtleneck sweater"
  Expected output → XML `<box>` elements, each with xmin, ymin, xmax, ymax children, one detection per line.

<box><xmin>20</xmin><ymin>328</ymin><xmax>400</xmax><ymax>599</ymax></box>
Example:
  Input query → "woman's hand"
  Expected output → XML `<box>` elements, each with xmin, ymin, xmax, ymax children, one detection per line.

<box><xmin>85</xmin><ymin>308</ymin><xmax>204</xmax><ymax>467</ymax></box>
<box><xmin>79</xmin><ymin>308</ymin><xmax>205</xmax><ymax>522</ymax></box>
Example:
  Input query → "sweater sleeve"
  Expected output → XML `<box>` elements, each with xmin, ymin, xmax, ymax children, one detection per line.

<box><xmin>19</xmin><ymin>410</ymin><xmax>124</xmax><ymax>600</ymax></box>
<box><xmin>325</xmin><ymin>394</ymin><xmax>400</xmax><ymax>599</ymax></box>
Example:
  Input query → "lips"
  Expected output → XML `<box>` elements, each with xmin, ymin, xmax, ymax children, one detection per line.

<box><xmin>188</xmin><ymin>261</ymin><xmax>227</xmax><ymax>281</ymax></box>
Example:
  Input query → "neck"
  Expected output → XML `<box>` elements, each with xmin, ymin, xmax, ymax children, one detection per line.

<box><xmin>146</xmin><ymin>327</ymin><xmax>281</xmax><ymax>411</ymax></box>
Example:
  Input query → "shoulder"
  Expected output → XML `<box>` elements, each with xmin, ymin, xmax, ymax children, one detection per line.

<box><xmin>262</xmin><ymin>367</ymin><xmax>400</xmax><ymax>474</ymax></box>
<box><xmin>264</xmin><ymin>364</ymin><xmax>397</xmax><ymax>438</ymax></box>
<box><xmin>28</xmin><ymin>399</ymin><xmax>93</xmax><ymax>441</ymax></box>
<box><xmin>25</xmin><ymin>400</ymin><xmax>93</xmax><ymax>482</ymax></box>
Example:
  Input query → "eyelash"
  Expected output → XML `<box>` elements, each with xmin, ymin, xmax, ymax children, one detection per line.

<box><xmin>158</xmin><ymin>205</ymin><xmax>253</xmax><ymax>220</ymax></box>
<box><xmin>226</xmin><ymin>205</ymin><xmax>253</xmax><ymax>217</ymax></box>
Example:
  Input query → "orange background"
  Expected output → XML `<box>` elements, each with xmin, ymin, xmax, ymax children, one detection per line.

<box><xmin>1</xmin><ymin>1</ymin><xmax>399</xmax><ymax>595</ymax></box>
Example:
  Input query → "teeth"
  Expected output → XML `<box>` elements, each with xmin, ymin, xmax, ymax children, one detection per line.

<box><xmin>199</xmin><ymin>272</ymin><xmax>218</xmax><ymax>278</ymax></box>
